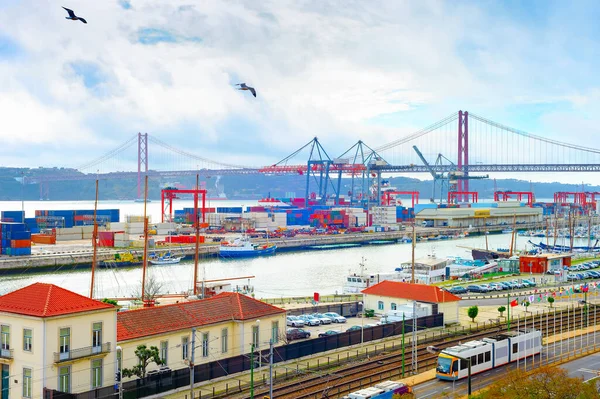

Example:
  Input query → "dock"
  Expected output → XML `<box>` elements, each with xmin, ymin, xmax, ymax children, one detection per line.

<box><xmin>0</xmin><ymin>221</ymin><xmax>551</xmax><ymax>273</ymax></box>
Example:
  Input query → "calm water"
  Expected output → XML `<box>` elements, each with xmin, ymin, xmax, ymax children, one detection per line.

<box><xmin>0</xmin><ymin>200</ymin><xmax>582</xmax><ymax>299</ymax></box>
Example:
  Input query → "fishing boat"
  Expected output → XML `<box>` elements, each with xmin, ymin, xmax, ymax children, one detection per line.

<box><xmin>149</xmin><ymin>251</ymin><xmax>183</xmax><ymax>265</ymax></box>
<box><xmin>219</xmin><ymin>236</ymin><xmax>277</xmax><ymax>258</ymax></box>
<box><xmin>101</xmin><ymin>251</ymin><xmax>142</xmax><ymax>268</ymax></box>
<box><xmin>528</xmin><ymin>240</ymin><xmax>600</xmax><ymax>253</ymax></box>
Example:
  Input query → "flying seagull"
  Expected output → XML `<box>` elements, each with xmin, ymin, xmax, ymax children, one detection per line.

<box><xmin>62</xmin><ymin>7</ymin><xmax>87</xmax><ymax>24</ymax></box>
<box><xmin>235</xmin><ymin>83</ymin><xmax>256</xmax><ymax>98</ymax></box>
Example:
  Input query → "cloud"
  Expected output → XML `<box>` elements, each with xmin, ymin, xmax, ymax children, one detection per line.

<box><xmin>0</xmin><ymin>0</ymin><xmax>599</xmax><ymax>185</ymax></box>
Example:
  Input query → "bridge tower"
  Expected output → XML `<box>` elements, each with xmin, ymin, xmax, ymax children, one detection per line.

<box><xmin>137</xmin><ymin>133</ymin><xmax>148</xmax><ymax>200</ymax></box>
<box><xmin>457</xmin><ymin>111</ymin><xmax>469</xmax><ymax>201</ymax></box>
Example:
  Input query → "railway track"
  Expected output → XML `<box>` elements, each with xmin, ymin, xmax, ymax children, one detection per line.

<box><xmin>224</xmin><ymin>305</ymin><xmax>600</xmax><ymax>399</ymax></box>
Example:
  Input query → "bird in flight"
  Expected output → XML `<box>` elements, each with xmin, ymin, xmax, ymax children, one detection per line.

<box><xmin>235</xmin><ymin>83</ymin><xmax>257</xmax><ymax>98</ymax></box>
<box><xmin>62</xmin><ymin>7</ymin><xmax>87</xmax><ymax>24</ymax></box>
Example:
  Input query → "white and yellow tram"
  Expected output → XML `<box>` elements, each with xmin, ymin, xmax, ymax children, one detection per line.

<box><xmin>436</xmin><ymin>329</ymin><xmax>542</xmax><ymax>380</ymax></box>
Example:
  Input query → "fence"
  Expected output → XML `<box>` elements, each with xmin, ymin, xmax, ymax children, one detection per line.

<box><xmin>44</xmin><ymin>313</ymin><xmax>443</xmax><ymax>399</ymax></box>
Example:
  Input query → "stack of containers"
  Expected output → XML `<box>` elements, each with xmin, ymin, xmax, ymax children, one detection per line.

<box><xmin>1</xmin><ymin>211</ymin><xmax>24</xmax><ymax>222</ymax></box>
<box><xmin>395</xmin><ymin>206</ymin><xmax>415</xmax><ymax>223</ymax></box>
<box><xmin>286</xmin><ymin>209</ymin><xmax>311</xmax><ymax>226</ymax></box>
<box><xmin>165</xmin><ymin>235</ymin><xmax>204</xmax><ymax>244</ymax></box>
<box><xmin>24</xmin><ymin>218</ymin><xmax>39</xmax><ymax>233</ymax></box>
<box><xmin>98</xmin><ymin>232</ymin><xmax>115</xmax><ymax>247</ymax></box>
<box><xmin>371</xmin><ymin>206</ymin><xmax>397</xmax><ymax>226</ymax></box>
<box><xmin>0</xmin><ymin>222</ymin><xmax>31</xmax><ymax>256</ymax></box>
<box><xmin>216</xmin><ymin>207</ymin><xmax>243</xmax><ymax>213</ymax></box>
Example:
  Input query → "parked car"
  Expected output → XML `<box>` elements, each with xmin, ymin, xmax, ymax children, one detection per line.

<box><xmin>323</xmin><ymin>312</ymin><xmax>347</xmax><ymax>323</ymax></box>
<box><xmin>346</xmin><ymin>325</ymin><xmax>363</xmax><ymax>332</ymax></box>
<box><xmin>286</xmin><ymin>328</ymin><xmax>311</xmax><ymax>341</ymax></box>
<box><xmin>588</xmin><ymin>271</ymin><xmax>600</xmax><ymax>278</ymax></box>
<box><xmin>467</xmin><ymin>285</ymin><xmax>489</xmax><ymax>293</ymax></box>
<box><xmin>487</xmin><ymin>283</ymin><xmax>504</xmax><ymax>291</ymax></box>
<box><xmin>298</xmin><ymin>315</ymin><xmax>321</xmax><ymax>326</ymax></box>
<box><xmin>447</xmin><ymin>286</ymin><xmax>467</xmax><ymax>294</ymax></box>
<box><xmin>318</xmin><ymin>330</ymin><xmax>340</xmax><ymax>338</ymax></box>
<box><xmin>286</xmin><ymin>315</ymin><xmax>305</xmax><ymax>327</ymax></box>
<box><xmin>312</xmin><ymin>313</ymin><xmax>332</xmax><ymax>325</ymax></box>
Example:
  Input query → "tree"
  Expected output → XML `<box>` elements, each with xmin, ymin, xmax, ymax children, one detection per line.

<box><xmin>498</xmin><ymin>306</ymin><xmax>506</xmax><ymax>317</ymax></box>
<box><xmin>475</xmin><ymin>365</ymin><xmax>600</xmax><ymax>399</ymax></box>
<box><xmin>548</xmin><ymin>296</ymin><xmax>555</xmax><ymax>308</ymax></box>
<box><xmin>101</xmin><ymin>298</ymin><xmax>118</xmax><ymax>306</ymax></box>
<box><xmin>122</xmin><ymin>345</ymin><xmax>163</xmax><ymax>379</ymax></box>
<box><xmin>468</xmin><ymin>306</ymin><xmax>479</xmax><ymax>322</ymax></box>
<box><xmin>130</xmin><ymin>275</ymin><xmax>164</xmax><ymax>301</ymax></box>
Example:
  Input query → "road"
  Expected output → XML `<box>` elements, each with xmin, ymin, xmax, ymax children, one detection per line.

<box><xmin>413</xmin><ymin>331</ymin><xmax>600</xmax><ymax>398</ymax></box>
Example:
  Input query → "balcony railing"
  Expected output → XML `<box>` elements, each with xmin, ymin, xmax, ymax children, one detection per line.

<box><xmin>0</xmin><ymin>348</ymin><xmax>13</xmax><ymax>359</ymax></box>
<box><xmin>54</xmin><ymin>343</ymin><xmax>111</xmax><ymax>363</ymax></box>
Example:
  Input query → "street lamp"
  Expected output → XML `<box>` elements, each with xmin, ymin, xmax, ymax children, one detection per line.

<box><xmin>116</xmin><ymin>345</ymin><xmax>123</xmax><ymax>399</ymax></box>
<box><xmin>358</xmin><ymin>302</ymin><xmax>364</xmax><ymax>344</ymax></box>
<box><xmin>427</xmin><ymin>346</ymin><xmax>471</xmax><ymax>396</ymax></box>
<box><xmin>250</xmin><ymin>319</ymin><xmax>260</xmax><ymax>399</ymax></box>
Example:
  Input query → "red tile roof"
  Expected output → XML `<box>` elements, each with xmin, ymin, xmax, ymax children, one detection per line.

<box><xmin>361</xmin><ymin>281</ymin><xmax>461</xmax><ymax>303</ymax></box>
<box><xmin>117</xmin><ymin>292</ymin><xmax>286</xmax><ymax>341</ymax></box>
<box><xmin>0</xmin><ymin>283</ymin><xmax>115</xmax><ymax>317</ymax></box>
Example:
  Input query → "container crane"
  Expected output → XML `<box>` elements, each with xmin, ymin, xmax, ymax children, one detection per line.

<box><xmin>412</xmin><ymin>146</ymin><xmax>489</xmax><ymax>203</ymax></box>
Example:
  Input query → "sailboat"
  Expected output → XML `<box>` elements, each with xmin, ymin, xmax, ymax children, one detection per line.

<box><xmin>150</xmin><ymin>232</ymin><xmax>182</xmax><ymax>265</ymax></box>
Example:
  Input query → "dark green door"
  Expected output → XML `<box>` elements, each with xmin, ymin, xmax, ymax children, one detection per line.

<box><xmin>1</xmin><ymin>364</ymin><xmax>9</xmax><ymax>399</ymax></box>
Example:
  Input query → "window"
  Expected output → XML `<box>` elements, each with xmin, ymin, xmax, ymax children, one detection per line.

<box><xmin>91</xmin><ymin>359</ymin><xmax>102</xmax><ymax>389</ymax></box>
<box><xmin>512</xmin><ymin>343</ymin><xmax>518</xmax><ymax>354</ymax></box>
<box><xmin>460</xmin><ymin>360</ymin><xmax>468</xmax><ymax>370</ymax></box>
<box><xmin>58</xmin><ymin>366</ymin><xmax>70</xmax><ymax>393</ymax></box>
<box><xmin>23</xmin><ymin>368</ymin><xmax>32</xmax><ymax>398</ymax></box>
<box><xmin>271</xmin><ymin>321</ymin><xmax>279</xmax><ymax>343</ymax></box>
<box><xmin>470</xmin><ymin>355</ymin><xmax>477</xmax><ymax>366</ymax></box>
<box><xmin>485</xmin><ymin>351</ymin><xmax>491</xmax><ymax>362</ymax></box>
<box><xmin>160</xmin><ymin>341</ymin><xmax>168</xmax><ymax>365</ymax></box>
<box><xmin>477</xmin><ymin>353</ymin><xmax>484</xmax><ymax>364</ymax></box>
<box><xmin>391</xmin><ymin>303</ymin><xmax>397</xmax><ymax>311</ymax></box>
<box><xmin>182</xmin><ymin>337</ymin><xmax>189</xmax><ymax>360</ymax></box>
<box><xmin>221</xmin><ymin>328</ymin><xmax>228</xmax><ymax>353</ymax></box>
<box><xmin>59</xmin><ymin>328</ymin><xmax>70</xmax><ymax>359</ymax></box>
<box><xmin>92</xmin><ymin>322</ymin><xmax>102</xmax><ymax>349</ymax></box>
<box><xmin>23</xmin><ymin>329</ymin><xmax>32</xmax><ymax>352</ymax></box>
<box><xmin>1</xmin><ymin>325</ymin><xmax>9</xmax><ymax>351</ymax></box>
<box><xmin>452</xmin><ymin>361</ymin><xmax>458</xmax><ymax>372</ymax></box>
<box><xmin>252</xmin><ymin>325</ymin><xmax>259</xmax><ymax>348</ymax></box>
<box><xmin>378</xmin><ymin>301</ymin><xmax>384</xmax><ymax>310</ymax></box>
<box><xmin>202</xmin><ymin>333</ymin><xmax>209</xmax><ymax>357</ymax></box>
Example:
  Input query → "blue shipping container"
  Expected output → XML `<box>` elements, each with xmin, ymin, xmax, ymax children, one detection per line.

<box><xmin>11</xmin><ymin>231</ymin><xmax>31</xmax><ymax>240</ymax></box>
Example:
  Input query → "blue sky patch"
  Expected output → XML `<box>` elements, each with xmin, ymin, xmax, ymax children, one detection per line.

<box><xmin>118</xmin><ymin>0</ymin><xmax>132</xmax><ymax>10</ymax></box>
<box><xmin>137</xmin><ymin>28</ymin><xmax>202</xmax><ymax>45</ymax></box>
<box><xmin>0</xmin><ymin>33</ymin><xmax>21</xmax><ymax>59</ymax></box>
<box><xmin>69</xmin><ymin>61</ymin><xmax>105</xmax><ymax>89</ymax></box>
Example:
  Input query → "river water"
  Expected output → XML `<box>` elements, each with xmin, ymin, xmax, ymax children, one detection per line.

<box><xmin>0</xmin><ymin>200</ymin><xmax>583</xmax><ymax>299</ymax></box>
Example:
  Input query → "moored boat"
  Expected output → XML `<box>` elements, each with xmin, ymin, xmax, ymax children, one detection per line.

<box><xmin>149</xmin><ymin>252</ymin><xmax>183</xmax><ymax>265</ymax></box>
<box><xmin>101</xmin><ymin>251</ymin><xmax>142</xmax><ymax>268</ymax></box>
<box><xmin>219</xmin><ymin>236</ymin><xmax>277</xmax><ymax>258</ymax></box>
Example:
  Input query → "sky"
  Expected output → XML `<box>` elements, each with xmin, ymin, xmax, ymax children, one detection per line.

<box><xmin>1</xmin><ymin>0</ymin><xmax>600</xmax><ymax>183</ymax></box>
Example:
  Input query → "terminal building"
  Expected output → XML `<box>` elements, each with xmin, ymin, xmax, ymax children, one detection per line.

<box><xmin>415</xmin><ymin>202</ymin><xmax>543</xmax><ymax>228</ymax></box>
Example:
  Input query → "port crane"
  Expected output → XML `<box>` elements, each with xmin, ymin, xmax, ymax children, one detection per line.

<box><xmin>412</xmin><ymin>145</ymin><xmax>489</xmax><ymax>203</ymax></box>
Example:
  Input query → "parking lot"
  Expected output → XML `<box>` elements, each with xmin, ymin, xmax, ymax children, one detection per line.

<box><xmin>287</xmin><ymin>313</ymin><xmax>385</xmax><ymax>340</ymax></box>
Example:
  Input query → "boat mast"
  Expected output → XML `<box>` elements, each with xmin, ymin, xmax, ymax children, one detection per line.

<box><xmin>509</xmin><ymin>213</ymin><xmax>516</xmax><ymax>257</ymax></box>
<box><xmin>484</xmin><ymin>216</ymin><xmax>488</xmax><ymax>251</ymax></box>
<box><xmin>569</xmin><ymin>209</ymin><xmax>574</xmax><ymax>252</ymax></box>
<box><xmin>89</xmin><ymin>179</ymin><xmax>99</xmax><ymax>299</ymax></box>
<box><xmin>193</xmin><ymin>174</ymin><xmax>201</xmax><ymax>297</ymax></box>
<box><xmin>588</xmin><ymin>208</ymin><xmax>592</xmax><ymax>251</ymax></box>
<box><xmin>141</xmin><ymin>175</ymin><xmax>149</xmax><ymax>302</ymax></box>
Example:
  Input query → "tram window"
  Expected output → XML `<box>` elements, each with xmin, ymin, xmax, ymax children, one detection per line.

<box><xmin>478</xmin><ymin>353</ymin><xmax>484</xmax><ymax>364</ymax></box>
<box><xmin>452</xmin><ymin>361</ymin><xmax>458</xmax><ymax>372</ymax></box>
<box><xmin>460</xmin><ymin>360</ymin><xmax>468</xmax><ymax>370</ymax></box>
<box><xmin>471</xmin><ymin>355</ymin><xmax>477</xmax><ymax>366</ymax></box>
<box><xmin>512</xmin><ymin>343</ymin><xmax>518</xmax><ymax>353</ymax></box>
<box><xmin>485</xmin><ymin>351</ymin><xmax>491</xmax><ymax>362</ymax></box>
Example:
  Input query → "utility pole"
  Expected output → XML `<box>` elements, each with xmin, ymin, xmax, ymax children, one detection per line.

<box><xmin>411</xmin><ymin>222</ymin><xmax>416</xmax><ymax>284</ymax></box>
<box><xmin>411</xmin><ymin>300</ymin><xmax>417</xmax><ymax>374</ymax></box>
<box><xmin>401</xmin><ymin>313</ymin><xmax>405</xmax><ymax>377</ymax></box>
<box><xmin>190</xmin><ymin>328</ymin><xmax>196</xmax><ymax>399</ymax></box>
<box><xmin>250</xmin><ymin>343</ymin><xmax>255</xmax><ymax>399</ymax></box>
<box><xmin>269</xmin><ymin>339</ymin><xmax>274</xmax><ymax>399</ymax></box>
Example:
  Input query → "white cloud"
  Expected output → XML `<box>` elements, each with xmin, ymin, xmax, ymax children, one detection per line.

<box><xmin>0</xmin><ymin>0</ymin><xmax>598</xmax><ymax>185</ymax></box>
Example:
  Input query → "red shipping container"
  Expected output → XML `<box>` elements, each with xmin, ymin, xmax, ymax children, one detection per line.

<box><xmin>98</xmin><ymin>239</ymin><xmax>114</xmax><ymax>247</ymax></box>
<box><xmin>11</xmin><ymin>240</ymin><xmax>31</xmax><ymax>248</ymax></box>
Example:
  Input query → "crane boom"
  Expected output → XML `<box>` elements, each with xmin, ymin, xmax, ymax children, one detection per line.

<box><xmin>412</xmin><ymin>146</ymin><xmax>438</xmax><ymax>179</ymax></box>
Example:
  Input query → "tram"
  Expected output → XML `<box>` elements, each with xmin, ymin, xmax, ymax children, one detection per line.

<box><xmin>436</xmin><ymin>329</ymin><xmax>542</xmax><ymax>380</ymax></box>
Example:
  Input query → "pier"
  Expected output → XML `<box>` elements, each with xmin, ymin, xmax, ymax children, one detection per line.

<box><xmin>0</xmin><ymin>221</ymin><xmax>556</xmax><ymax>273</ymax></box>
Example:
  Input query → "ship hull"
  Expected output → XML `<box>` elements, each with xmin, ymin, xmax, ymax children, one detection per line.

<box><xmin>219</xmin><ymin>245</ymin><xmax>277</xmax><ymax>258</ymax></box>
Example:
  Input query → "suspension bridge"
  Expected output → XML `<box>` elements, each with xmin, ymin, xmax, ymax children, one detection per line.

<box><xmin>25</xmin><ymin>110</ymin><xmax>600</xmax><ymax>204</ymax></box>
